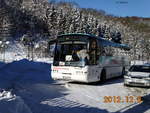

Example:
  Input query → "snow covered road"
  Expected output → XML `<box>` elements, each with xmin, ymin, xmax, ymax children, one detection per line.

<box><xmin>0</xmin><ymin>59</ymin><xmax>150</xmax><ymax>113</ymax></box>
<box><xmin>64</xmin><ymin>80</ymin><xmax>150</xmax><ymax>113</ymax></box>
<box><xmin>15</xmin><ymin>79</ymin><xmax>150</xmax><ymax>113</ymax></box>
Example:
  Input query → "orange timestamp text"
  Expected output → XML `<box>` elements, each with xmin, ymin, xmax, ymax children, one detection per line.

<box><xmin>103</xmin><ymin>96</ymin><xmax>143</xmax><ymax>103</ymax></box>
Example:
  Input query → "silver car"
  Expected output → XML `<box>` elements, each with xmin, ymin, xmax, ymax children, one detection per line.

<box><xmin>124</xmin><ymin>64</ymin><xmax>150</xmax><ymax>87</ymax></box>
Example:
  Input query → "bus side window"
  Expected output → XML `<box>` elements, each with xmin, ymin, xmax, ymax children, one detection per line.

<box><xmin>104</xmin><ymin>46</ymin><xmax>114</xmax><ymax>56</ymax></box>
<box><xmin>89</xmin><ymin>39</ymin><xmax>99</xmax><ymax>65</ymax></box>
<box><xmin>54</xmin><ymin>44</ymin><xmax>61</xmax><ymax>61</ymax></box>
<box><xmin>97</xmin><ymin>42</ymin><xmax>101</xmax><ymax>58</ymax></box>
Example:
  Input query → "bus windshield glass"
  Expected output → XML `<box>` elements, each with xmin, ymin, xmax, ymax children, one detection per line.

<box><xmin>53</xmin><ymin>41</ymin><xmax>89</xmax><ymax>67</ymax></box>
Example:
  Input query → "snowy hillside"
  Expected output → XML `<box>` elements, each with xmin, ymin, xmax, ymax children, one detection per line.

<box><xmin>0</xmin><ymin>0</ymin><xmax>150</xmax><ymax>61</ymax></box>
<box><xmin>0</xmin><ymin>59</ymin><xmax>150</xmax><ymax>113</ymax></box>
<box><xmin>0</xmin><ymin>41</ymin><xmax>53</xmax><ymax>63</ymax></box>
<box><xmin>1</xmin><ymin>41</ymin><xmax>27</xmax><ymax>62</ymax></box>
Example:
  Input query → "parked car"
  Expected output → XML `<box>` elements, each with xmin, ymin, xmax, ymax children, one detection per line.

<box><xmin>124</xmin><ymin>64</ymin><xmax>150</xmax><ymax>87</ymax></box>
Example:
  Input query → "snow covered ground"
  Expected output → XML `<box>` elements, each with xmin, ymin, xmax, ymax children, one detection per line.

<box><xmin>0</xmin><ymin>59</ymin><xmax>150</xmax><ymax>113</ymax></box>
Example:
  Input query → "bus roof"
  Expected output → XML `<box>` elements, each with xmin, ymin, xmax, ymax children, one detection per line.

<box><xmin>58</xmin><ymin>33</ymin><xmax>97</xmax><ymax>38</ymax></box>
<box><xmin>58</xmin><ymin>33</ymin><xmax>131</xmax><ymax>50</ymax></box>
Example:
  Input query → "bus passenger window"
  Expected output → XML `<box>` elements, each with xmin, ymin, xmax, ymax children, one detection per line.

<box><xmin>89</xmin><ymin>40</ymin><xmax>99</xmax><ymax>65</ymax></box>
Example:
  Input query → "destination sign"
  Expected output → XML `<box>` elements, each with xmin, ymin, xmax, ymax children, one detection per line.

<box><xmin>58</xmin><ymin>35</ymin><xmax>88</xmax><ymax>42</ymax></box>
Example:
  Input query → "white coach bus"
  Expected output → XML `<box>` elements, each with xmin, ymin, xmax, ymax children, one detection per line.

<box><xmin>50</xmin><ymin>33</ymin><xmax>130</xmax><ymax>83</ymax></box>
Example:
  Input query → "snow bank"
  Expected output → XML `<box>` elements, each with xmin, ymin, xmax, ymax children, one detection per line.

<box><xmin>0</xmin><ymin>90</ymin><xmax>32</xmax><ymax>113</ymax></box>
<box><xmin>0</xmin><ymin>59</ymin><xmax>52</xmax><ymax>85</ymax></box>
<box><xmin>35</xmin><ymin>57</ymin><xmax>53</xmax><ymax>64</ymax></box>
<box><xmin>0</xmin><ymin>62</ymin><xmax>5</xmax><ymax>69</ymax></box>
<box><xmin>0</xmin><ymin>59</ymin><xmax>52</xmax><ymax>88</ymax></box>
<box><xmin>0</xmin><ymin>59</ymin><xmax>53</xmax><ymax>113</ymax></box>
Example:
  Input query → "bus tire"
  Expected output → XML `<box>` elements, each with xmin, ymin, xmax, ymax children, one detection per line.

<box><xmin>100</xmin><ymin>69</ymin><xmax>106</xmax><ymax>83</ymax></box>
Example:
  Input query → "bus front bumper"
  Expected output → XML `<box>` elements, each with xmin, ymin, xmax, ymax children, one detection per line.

<box><xmin>52</xmin><ymin>71</ymin><xmax>100</xmax><ymax>83</ymax></box>
<box><xmin>51</xmin><ymin>65</ymin><xmax>101</xmax><ymax>83</ymax></box>
<box><xmin>52</xmin><ymin>73</ymin><xmax>93</xmax><ymax>83</ymax></box>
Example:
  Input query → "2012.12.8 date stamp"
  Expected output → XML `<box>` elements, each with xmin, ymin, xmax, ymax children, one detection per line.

<box><xmin>103</xmin><ymin>96</ymin><xmax>143</xmax><ymax>103</ymax></box>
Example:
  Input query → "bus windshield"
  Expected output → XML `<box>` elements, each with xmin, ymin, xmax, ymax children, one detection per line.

<box><xmin>53</xmin><ymin>41</ymin><xmax>89</xmax><ymax>67</ymax></box>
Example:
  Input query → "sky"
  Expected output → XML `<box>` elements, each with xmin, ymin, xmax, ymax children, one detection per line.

<box><xmin>52</xmin><ymin>0</ymin><xmax>150</xmax><ymax>18</ymax></box>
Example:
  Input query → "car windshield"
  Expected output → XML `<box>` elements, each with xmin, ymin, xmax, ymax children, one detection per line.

<box><xmin>129</xmin><ymin>65</ymin><xmax>150</xmax><ymax>73</ymax></box>
<box><xmin>53</xmin><ymin>41</ymin><xmax>88</xmax><ymax>67</ymax></box>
